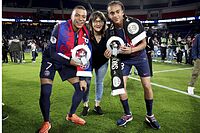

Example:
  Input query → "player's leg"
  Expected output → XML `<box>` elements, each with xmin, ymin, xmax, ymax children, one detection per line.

<box><xmin>81</xmin><ymin>78</ymin><xmax>91</xmax><ymax>116</ymax></box>
<box><xmin>116</xmin><ymin>62</ymin><xmax>133</xmax><ymax>126</ymax></box>
<box><xmin>140</xmin><ymin>77</ymin><xmax>153</xmax><ymax>115</ymax></box>
<box><xmin>140</xmin><ymin>76</ymin><xmax>160</xmax><ymax>129</ymax></box>
<box><xmin>135</xmin><ymin>54</ymin><xmax>160</xmax><ymax>129</ymax></box>
<box><xmin>66</xmin><ymin>77</ymin><xmax>87</xmax><ymax>125</ymax></box>
<box><xmin>38</xmin><ymin>59</ymin><xmax>56</xmax><ymax>133</ymax></box>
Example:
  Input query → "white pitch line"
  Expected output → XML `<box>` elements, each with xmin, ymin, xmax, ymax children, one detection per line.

<box><xmin>153</xmin><ymin>67</ymin><xmax>193</xmax><ymax>74</ymax></box>
<box><xmin>128</xmin><ymin>76</ymin><xmax>200</xmax><ymax>99</ymax></box>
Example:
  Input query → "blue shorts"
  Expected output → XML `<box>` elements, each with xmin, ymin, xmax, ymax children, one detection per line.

<box><xmin>39</xmin><ymin>46</ymin><xmax>76</xmax><ymax>81</ymax></box>
<box><xmin>121</xmin><ymin>51</ymin><xmax>150</xmax><ymax>77</ymax></box>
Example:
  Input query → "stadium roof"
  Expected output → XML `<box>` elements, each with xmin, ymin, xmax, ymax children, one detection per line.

<box><xmin>2</xmin><ymin>0</ymin><xmax>200</xmax><ymax>10</ymax></box>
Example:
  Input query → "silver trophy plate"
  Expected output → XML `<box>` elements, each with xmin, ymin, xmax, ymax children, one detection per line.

<box><xmin>106</xmin><ymin>36</ymin><xmax>125</xmax><ymax>56</ymax></box>
<box><xmin>71</xmin><ymin>45</ymin><xmax>91</xmax><ymax>66</ymax></box>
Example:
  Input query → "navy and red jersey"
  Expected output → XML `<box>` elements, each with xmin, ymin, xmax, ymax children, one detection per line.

<box><xmin>107</xmin><ymin>16</ymin><xmax>147</xmax><ymax>60</ymax></box>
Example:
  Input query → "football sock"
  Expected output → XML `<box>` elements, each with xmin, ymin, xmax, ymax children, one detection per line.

<box><xmin>69</xmin><ymin>82</ymin><xmax>84</xmax><ymax>115</ymax></box>
<box><xmin>82</xmin><ymin>80</ymin><xmax>90</xmax><ymax>105</ymax></box>
<box><xmin>39</xmin><ymin>84</ymin><xmax>52</xmax><ymax>122</ymax></box>
<box><xmin>95</xmin><ymin>101</ymin><xmax>100</xmax><ymax>107</ymax></box>
<box><xmin>145</xmin><ymin>99</ymin><xmax>153</xmax><ymax>116</ymax></box>
<box><xmin>120</xmin><ymin>99</ymin><xmax>131</xmax><ymax>115</ymax></box>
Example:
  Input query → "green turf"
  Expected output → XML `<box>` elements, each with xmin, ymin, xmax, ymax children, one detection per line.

<box><xmin>2</xmin><ymin>53</ymin><xmax>200</xmax><ymax>133</ymax></box>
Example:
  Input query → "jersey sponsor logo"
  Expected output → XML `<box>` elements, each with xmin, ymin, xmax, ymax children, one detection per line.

<box><xmin>127</xmin><ymin>22</ymin><xmax>139</xmax><ymax>35</ymax></box>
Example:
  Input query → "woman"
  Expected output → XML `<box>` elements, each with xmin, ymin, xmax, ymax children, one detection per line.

<box><xmin>81</xmin><ymin>11</ymin><xmax>108</xmax><ymax>116</ymax></box>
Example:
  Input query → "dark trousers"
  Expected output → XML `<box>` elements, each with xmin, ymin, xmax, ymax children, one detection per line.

<box><xmin>161</xmin><ymin>47</ymin><xmax>167</xmax><ymax>60</ymax></box>
<box><xmin>176</xmin><ymin>51</ymin><xmax>183</xmax><ymax>63</ymax></box>
<box><xmin>147</xmin><ymin>53</ymin><xmax>153</xmax><ymax>76</ymax></box>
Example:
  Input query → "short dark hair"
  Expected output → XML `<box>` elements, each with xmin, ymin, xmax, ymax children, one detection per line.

<box><xmin>107</xmin><ymin>1</ymin><xmax>125</xmax><ymax>11</ymax></box>
<box><xmin>72</xmin><ymin>5</ymin><xmax>86</xmax><ymax>12</ymax></box>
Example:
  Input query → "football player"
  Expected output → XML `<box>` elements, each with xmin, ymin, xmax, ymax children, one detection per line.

<box><xmin>38</xmin><ymin>5</ymin><xmax>92</xmax><ymax>133</ymax></box>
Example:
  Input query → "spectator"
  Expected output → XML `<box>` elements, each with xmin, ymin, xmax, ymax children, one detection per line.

<box><xmin>167</xmin><ymin>33</ymin><xmax>176</xmax><ymax>62</ymax></box>
<box><xmin>176</xmin><ymin>36</ymin><xmax>184</xmax><ymax>63</ymax></box>
<box><xmin>187</xmin><ymin>34</ymin><xmax>200</xmax><ymax>95</ymax></box>
<box><xmin>28</xmin><ymin>39</ymin><xmax>38</xmax><ymax>63</ymax></box>
<box><xmin>81</xmin><ymin>11</ymin><xmax>108</xmax><ymax>116</ymax></box>
<box><xmin>2</xmin><ymin>36</ymin><xmax>9</xmax><ymax>63</ymax></box>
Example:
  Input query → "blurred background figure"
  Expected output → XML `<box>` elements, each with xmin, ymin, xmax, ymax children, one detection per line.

<box><xmin>9</xmin><ymin>36</ymin><xmax>22</xmax><ymax>63</ymax></box>
<box><xmin>2</xmin><ymin>35</ymin><xmax>9</xmax><ymax>63</ymax></box>
<box><xmin>187</xmin><ymin>34</ymin><xmax>200</xmax><ymax>95</ymax></box>
<box><xmin>166</xmin><ymin>33</ymin><xmax>176</xmax><ymax>63</ymax></box>
<box><xmin>176</xmin><ymin>36</ymin><xmax>184</xmax><ymax>64</ymax></box>
<box><xmin>28</xmin><ymin>39</ymin><xmax>38</xmax><ymax>63</ymax></box>
<box><xmin>160</xmin><ymin>33</ymin><xmax>167</xmax><ymax>62</ymax></box>
<box><xmin>185</xmin><ymin>35</ymin><xmax>193</xmax><ymax>65</ymax></box>
<box><xmin>152</xmin><ymin>33</ymin><xmax>160</xmax><ymax>61</ymax></box>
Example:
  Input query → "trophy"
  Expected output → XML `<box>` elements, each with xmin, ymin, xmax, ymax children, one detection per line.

<box><xmin>106</xmin><ymin>36</ymin><xmax>125</xmax><ymax>56</ymax></box>
<box><xmin>71</xmin><ymin>45</ymin><xmax>91</xmax><ymax>66</ymax></box>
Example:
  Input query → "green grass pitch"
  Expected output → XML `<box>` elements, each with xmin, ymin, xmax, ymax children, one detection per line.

<box><xmin>2</xmin><ymin>53</ymin><xmax>200</xmax><ymax>133</ymax></box>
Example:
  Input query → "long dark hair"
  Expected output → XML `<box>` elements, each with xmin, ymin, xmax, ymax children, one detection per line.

<box><xmin>89</xmin><ymin>11</ymin><xmax>107</xmax><ymax>38</ymax></box>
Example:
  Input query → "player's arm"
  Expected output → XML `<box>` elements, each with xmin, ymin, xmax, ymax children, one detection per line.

<box><xmin>131</xmin><ymin>38</ymin><xmax>147</xmax><ymax>53</ymax></box>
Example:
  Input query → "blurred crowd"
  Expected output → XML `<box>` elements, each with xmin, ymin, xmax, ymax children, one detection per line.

<box><xmin>2</xmin><ymin>23</ymin><xmax>51</xmax><ymax>63</ymax></box>
<box><xmin>2</xmin><ymin>22</ymin><xmax>197</xmax><ymax>65</ymax></box>
<box><xmin>146</xmin><ymin>30</ymin><xmax>196</xmax><ymax>65</ymax></box>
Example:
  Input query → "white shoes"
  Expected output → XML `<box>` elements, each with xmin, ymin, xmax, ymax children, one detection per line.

<box><xmin>187</xmin><ymin>86</ymin><xmax>194</xmax><ymax>95</ymax></box>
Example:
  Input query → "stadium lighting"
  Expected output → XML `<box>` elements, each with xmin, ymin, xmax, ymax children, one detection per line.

<box><xmin>142</xmin><ymin>20</ymin><xmax>155</xmax><ymax>24</ymax></box>
<box><xmin>18</xmin><ymin>19</ymin><xmax>33</xmax><ymax>22</ymax></box>
<box><xmin>175</xmin><ymin>18</ymin><xmax>187</xmax><ymax>22</ymax></box>
<box><xmin>158</xmin><ymin>19</ymin><xmax>176</xmax><ymax>23</ymax></box>
<box><xmin>1</xmin><ymin>16</ymin><xmax>200</xmax><ymax>23</ymax></box>
<box><xmin>187</xmin><ymin>17</ymin><xmax>195</xmax><ymax>21</ymax></box>
<box><xmin>39</xmin><ymin>20</ymin><xmax>67</xmax><ymax>23</ymax></box>
<box><xmin>1</xmin><ymin>18</ymin><xmax>15</xmax><ymax>22</ymax></box>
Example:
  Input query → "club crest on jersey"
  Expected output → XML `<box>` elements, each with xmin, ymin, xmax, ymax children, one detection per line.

<box><xmin>127</xmin><ymin>22</ymin><xmax>139</xmax><ymax>35</ymax></box>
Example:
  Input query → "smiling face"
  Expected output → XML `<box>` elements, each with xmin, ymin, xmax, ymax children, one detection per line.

<box><xmin>92</xmin><ymin>17</ymin><xmax>105</xmax><ymax>33</ymax></box>
<box><xmin>71</xmin><ymin>8</ymin><xmax>87</xmax><ymax>32</ymax></box>
<box><xmin>107</xmin><ymin>4</ymin><xmax>124</xmax><ymax>28</ymax></box>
